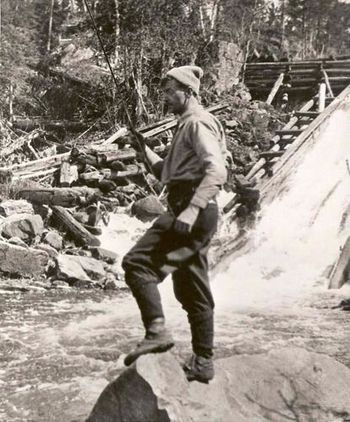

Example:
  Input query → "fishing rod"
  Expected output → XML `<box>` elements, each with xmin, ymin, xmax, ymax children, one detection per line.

<box><xmin>82</xmin><ymin>0</ymin><xmax>155</xmax><ymax>174</ymax></box>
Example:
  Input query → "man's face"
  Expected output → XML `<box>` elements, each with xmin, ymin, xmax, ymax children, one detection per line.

<box><xmin>161</xmin><ymin>78</ymin><xmax>187</xmax><ymax>115</ymax></box>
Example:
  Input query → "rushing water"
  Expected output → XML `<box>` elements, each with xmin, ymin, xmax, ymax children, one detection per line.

<box><xmin>1</xmin><ymin>105</ymin><xmax>350</xmax><ymax>421</ymax></box>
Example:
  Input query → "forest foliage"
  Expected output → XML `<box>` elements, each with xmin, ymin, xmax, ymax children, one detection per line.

<box><xmin>1</xmin><ymin>0</ymin><xmax>350</xmax><ymax>124</ymax></box>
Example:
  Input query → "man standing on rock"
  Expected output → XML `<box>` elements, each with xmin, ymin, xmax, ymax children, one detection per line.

<box><xmin>122</xmin><ymin>65</ymin><xmax>227</xmax><ymax>383</ymax></box>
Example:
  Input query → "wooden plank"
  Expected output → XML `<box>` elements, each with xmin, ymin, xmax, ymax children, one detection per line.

<box><xmin>295</xmin><ymin>111</ymin><xmax>319</xmax><ymax>118</ymax></box>
<box><xmin>329</xmin><ymin>236</ymin><xmax>350</xmax><ymax>289</ymax></box>
<box><xmin>52</xmin><ymin>205</ymin><xmax>101</xmax><ymax>247</ymax></box>
<box><xmin>266</xmin><ymin>73</ymin><xmax>284</xmax><ymax>105</ymax></box>
<box><xmin>259</xmin><ymin>151</ymin><xmax>284</xmax><ymax>159</ymax></box>
<box><xmin>275</xmin><ymin>129</ymin><xmax>303</xmax><ymax>137</ymax></box>
<box><xmin>322</xmin><ymin>70</ymin><xmax>334</xmax><ymax>98</ymax></box>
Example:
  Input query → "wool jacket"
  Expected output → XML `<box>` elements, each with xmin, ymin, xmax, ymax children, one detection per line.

<box><xmin>155</xmin><ymin>103</ymin><xmax>227</xmax><ymax>209</ymax></box>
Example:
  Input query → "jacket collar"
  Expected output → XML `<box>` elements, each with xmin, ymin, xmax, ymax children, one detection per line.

<box><xmin>177</xmin><ymin>102</ymin><xmax>204</xmax><ymax>125</ymax></box>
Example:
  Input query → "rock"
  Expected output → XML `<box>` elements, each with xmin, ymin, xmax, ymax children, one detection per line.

<box><xmin>90</xmin><ymin>247</ymin><xmax>117</xmax><ymax>264</ymax></box>
<box><xmin>131</xmin><ymin>195</ymin><xmax>165</xmax><ymax>222</ymax></box>
<box><xmin>1</xmin><ymin>214</ymin><xmax>44</xmax><ymax>243</ymax></box>
<box><xmin>8</xmin><ymin>236</ymin><xmax>28</xmax><ymax>248</ymax></box>
<box><xmin>34</xmin><ymin>244</ymin><xmax>59</xmax><ymax>258</ymax></box>
<box><xmin>43</xmin><ymin>231</ymin><xmax>63</xmax><ymax>250</ymax></box>
<box><xmin>51</xmin><ymin>279</ymin><xmax>70</xmax><ymax>289</ymax></box>
<box><xmin>55</xmin><ymin>254</ymin><xmax>91</xmax><ymax>282</ymax></box>
<box><xmin>87</xmin><ymin>348</ymin><xmax>350</xmax><ymax>422</ymax></box>
<box><xmin>0</xmin><ymin>199</ymin><xmax>34</xmax><ymax>217</ymax></box>
<box><xmin>55</xmin><ymin>254</ymin><xmax>106</xmax><ymax>283</ymax></box>
<box><xmin>78</xmin><ymin>256</ymin><xmax>106</xmax><ymax>281</ymax></box>
<box><xmin>0</xmin><ymin>241</ymin><xmax>49</xmax><ymax>276</ymax></box>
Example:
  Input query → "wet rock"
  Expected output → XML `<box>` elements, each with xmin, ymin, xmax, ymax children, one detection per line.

<box><xmin>0</xmin><ymin>241</ymin><xmax>49</xmax><ymax>276</ymax></box>
<box><xmin>90</xmin><ymin>247</ymin><xmax>117</xmax><ymax>264</ymax></box>
<box><xmin>0</xmin><ymin>199</ymin><xmax>34</xmax><ymax>217</ymax></box>
<box><xmin>87</xmin><ymin>348</ymin><xmax>350</xmax><ymax>422</ymax></box>
<box><xmin>131</xmin><ymin>195</ymin><xmax>165</xmax><ymax>222</ymax></box>
<box><xmin>43</xmin><ymin>231</ymin><xmax>63</xmax><ymax>250</ymax></box>
<box><xmin>1</xmin><ymin>214</ymin><xmax>44</xmax><ymax>243</ymax></box>
<box><xmin>51</xmin><ymin>279</ymin><xmax>70</xmax><ymax>289</ymax></box>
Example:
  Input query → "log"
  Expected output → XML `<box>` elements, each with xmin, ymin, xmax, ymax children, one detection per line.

<box><xmin>322</xmin><ymin>70</ymin><xmax>334</xmax><ymax>97</ymax></box>
<box><xmin>18</xmin><ymin>187</ymin><xmax>100</xmax><ymax>207</ymax></box>
<box><xmin>52</xmin><ymin>205</ymin><xmax>100</xmax><ymax>247</ymax></box>
<box><xmin>275</xmin><ymin>129</ymin><xmax>303</xmax><ymax>137</ymax></box>
<box><xmin>12</xmin><ymin>118</ymin><xmax>90</xmax><ymax>132</ymax></box>
<box><xmin>110</xmin><ymin>163</ymin><xmax>146</xmax><ymax>179</ymax></box>
<box><xmin>266</xmin><ymin>73</ymin><xmax>284</xmax><ymax>105</ymax></box>
<box><xmin>328</xmin><ymin>236</ymin><xmax>350</xmax><ymax>289</ymax></box>
<box><xmin>318</xmin><ymin>83</ymin><xmax>327</xmax><ymax>112</ymax></box>
<box><xmin>259</xmin><ymin>151</ymin><xmax>284</xmax><ymax>159</ymax></box>
<box><xmin>60</xmin><ymin>161</ymin><xmax>79</xmax><ymax>187</ymax></box>
<box><xmin>294</xmin><ymin>111</ymin><xmax>319</xmax><ymax>118</ymax></box>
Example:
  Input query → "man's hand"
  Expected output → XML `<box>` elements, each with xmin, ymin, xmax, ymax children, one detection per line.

<box><xmin>173</xmin><ymin>204</ymin><xmax>200</xmax><ymax>235</ymax></box>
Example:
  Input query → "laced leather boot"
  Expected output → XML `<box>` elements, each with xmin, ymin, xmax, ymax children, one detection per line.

<box><xmin>124</xmin><ymin>317</ymin><xmax>174</xmax><ymax>366</ymax></box>
<box><xmin>183</xmin><ymin>353</ymin><xmax>214</xmax><ymax>383</ymax></box>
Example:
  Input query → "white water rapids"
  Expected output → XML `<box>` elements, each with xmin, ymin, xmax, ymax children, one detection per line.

<box><xmin>2</xmin><ymin>102</ymin><xmax>350</xmax><ymax>421</ymax></box>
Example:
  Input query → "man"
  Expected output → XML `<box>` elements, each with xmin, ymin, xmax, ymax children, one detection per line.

<box><xmin>122</xmin><ymin>65</ymin><xmax>227</xmax><ymax>383</ymax></box>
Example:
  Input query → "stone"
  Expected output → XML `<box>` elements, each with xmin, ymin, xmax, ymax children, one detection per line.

<box><xmin>1</xmin><ymin>213</ymin><xmax>44</xmax><ymax>243</ymax></box>
<box><xmin>77</xmin><ymin>256</ymin><xmax>106</xmax><ymax>281</ymax></box>
<box><xmin>90</xmin><ymin>247</ymin><xmax>117</xmax><ymax>264</ymax></box>
<box><xmin>87</xmin><ymin>348</ymin><xmax>350</xmax><ymax>422</ymax></box>
<box><xmin>55</xmin><ymin>254</ymin><xmax>106</xmax><ymax>283</ymax></box>
<box><xmin>34</xmin><ymin>244</ymin><xmax>59</xmax><ymax>258</ymax></box>
<box><xmin>43</xmin><ymin>231</ymin><xmax>63</xmax><ymax>250</ymax></box>
<box><xmin>51</xmin><ymin>279</ymin><xmax>70</xmax><ymax>289</ymax></box>
<box><xmin>55</xmin><ymin>254</ymin><xmax>91</xmax><ymax>282</ymax></box>
<box><xmin>131</xmin><ymin>195</ymin><xmax>165</xmax><ymax>222</ymax></box>
<box><xmin>0</xmin><ymin>199</ymin><xmax>34</xmax><ymax>217</ymax></box>
<box><xmin>8</xmin><ymin>236</ymin><xmax>28</xmax><ymax>248</ymax></box>
<box><xmin>0</xmin><ymin>241</ymin><xmax>49</xmax><ymax>276</ymax></box>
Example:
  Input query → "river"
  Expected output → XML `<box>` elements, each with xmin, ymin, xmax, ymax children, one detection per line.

<box><xmin>1</xmin><ymin>105</ymin><xmax>350</xmax><ymax>421</ymax></box>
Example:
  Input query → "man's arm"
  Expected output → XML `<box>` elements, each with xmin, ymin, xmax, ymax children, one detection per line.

<box><xmin>144</xmin><ymin>145</ymin><xmax>164</xmax><ymax>180</ymax></box>
<box><xmin>189</xmin><ymin>120</ymin><xmax>227</xmax><ymax>208</ymax></box>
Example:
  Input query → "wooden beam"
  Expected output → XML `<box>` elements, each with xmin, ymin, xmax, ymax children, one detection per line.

<box><xmin>52</xmin><ymin>205</ymin><xmax>101</xmax><ymax>247</ymax></box>
<box><xmin>328</xmin><ymin>236</ymin><xmax>350</xmax><ymax>289</ymax></box>
<box><xmin>318</xmin><ymin>83</ymin><xmax>326</xmax><ymax>112</ymax></box>
<box><xmin>295</xmin><ymin>111</ymin><xmax>319</xmax><ymax>118</ymax></box>
<box><xmin>275</xmin><ymin>129</ymin><xmax>303</xmax><ymax>137</ymax></box>
<box><xmin>266</xmin><ymin>73</ymin><xmax>284</xmax><ymax>105</ymax></box>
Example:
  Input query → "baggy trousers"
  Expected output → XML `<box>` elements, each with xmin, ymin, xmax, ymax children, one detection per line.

<box><xmin>122</xmin><ymin>184</ymin><xmax>218</xmax><ymax>357</ymax></box>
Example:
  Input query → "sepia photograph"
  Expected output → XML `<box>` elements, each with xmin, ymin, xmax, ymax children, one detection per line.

<box><xmin>1</xmin><ymin>0</ymin><xmax>350</xmax><ymax>420</ymax></box>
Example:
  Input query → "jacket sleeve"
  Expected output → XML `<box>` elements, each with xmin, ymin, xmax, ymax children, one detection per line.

<box><xmin>188</xmin><ymin>120</ymin><xmax>227</xmax><ymax>209</ymax></box>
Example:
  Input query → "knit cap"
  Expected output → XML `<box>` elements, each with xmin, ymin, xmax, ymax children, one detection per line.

<box><xmin>165</xmin><ymin>65</ymin><xmax>203</xmax><ymax>95</ymax></box>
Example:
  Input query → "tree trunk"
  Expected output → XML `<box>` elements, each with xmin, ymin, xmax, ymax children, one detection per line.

<box><xmin>52</xmin><ymin>205</ymin><xmax>101</xmax><ymax>246</ymax></box>
<box><xmin>19</xmin><ymin>187</ymin><xmax>100</xmax><ymax>207</ymax></box>
<box><xmin>47</xmin><ymin>0</ymin><xmax>55</xmax><ymax>52</ymax></box>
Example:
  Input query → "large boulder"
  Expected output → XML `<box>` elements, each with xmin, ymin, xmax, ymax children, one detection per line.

<box><xmin>55</xmin><ymin>254</ymin><xmax>106</xmax><ymax>283</ymax></box>
<box><xmin>87</xmin><ymin>348</ymin><xmax>350</xmax><ymax>422</ymax></box>
<box><xmin>1</xmin><ymin>213</ymin><xmax>44</xmax><ymax>243</ymax></box>
<box><xmin>131</xmin><ymin>195</ymin><xmax>165</xmax><ymax>222</ymax></box>
<box><xmin>0</xmin><ymin>241</ymin><xmax>49</xmax><ymax>276</ymax></box>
